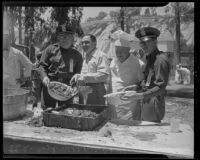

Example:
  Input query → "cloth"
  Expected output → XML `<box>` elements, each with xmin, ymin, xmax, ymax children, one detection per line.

<box><xmin>38</xmin><ymin>43</ymin><xmax>83</xmax><ymax>108</ymax></box>
<box><xmin>139</xmin><ymin>48</ymin><xmax>170</xmax><ymax>122</ymax></box>
<box><xmin>110</xmin><ymin>54</ymin><xmax>145</xmax><ymax>93</ymax></box>
<box><xmin>175</xmin><ymin>67</ymin><xmax>191</xmax><ymax>85</ymax></box>
<box><xmin>3</xmin><ymin>47</ymin><xmax>33</xmax><ymax>88</ymax></box>
<box><xmin>109</xmin><ymin>54</ymin><xmax>145</xmax><ymax>120</ymax></box>
<box><xmin>80</xmin><ymin>48</ymin><xmax>109</xmax><ymax>105</ymax></box>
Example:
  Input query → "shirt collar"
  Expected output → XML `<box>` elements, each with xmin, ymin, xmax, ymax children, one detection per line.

<box><xmin>84</xmin><ymin>48</ymin><xmax>97</xmax><ymax>60</ymax></box>
<box><xmin>146</xmin><ymin>47</ymin><xmax>160</xmax><ymax>61</ymax></box>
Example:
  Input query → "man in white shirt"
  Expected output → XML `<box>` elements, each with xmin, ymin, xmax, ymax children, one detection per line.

<box><xmin>70</xmin><ymin>34</ymin><xmax>109</xmax><ymax>105</ymax></box>
<box><xmin>109</xmin><ymin>35</ymin><xmax>145</xmax><ymax>120</ymax></box>
<box><xmin>3</xmin><ymin>28</ymin><xmax>33</xmax><ymax>89</ymax></box>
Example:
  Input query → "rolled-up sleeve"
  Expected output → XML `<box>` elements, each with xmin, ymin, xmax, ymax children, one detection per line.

<box><xmin>143</xmin><ymin>56</ymin><xmax>170</xmax><ymax>100</ymax></box>
<box><xmin>137</xmin><ymin>59</ymin><xmax>145</xmax><ymax>82</ymax></box>
<box><xmin>18</xmin><ymin>50</ymin><xmax>33</xmax><ymax>77</ymax></box>
<box><xmin>84</xmin><ymin>52</ymin><xmax>109</xmax><ymax>83</ymax></box>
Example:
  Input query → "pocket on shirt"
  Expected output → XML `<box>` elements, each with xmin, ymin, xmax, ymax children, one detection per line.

<box><xmin>88</xmin><ymin>61</ymin><xmax>97</xmax><ymax>73</ymax></box>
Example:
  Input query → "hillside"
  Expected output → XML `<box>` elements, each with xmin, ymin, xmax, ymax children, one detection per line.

<box><xmin>81</xmin><ymin>18</ymin><xmax>194</xmax><ymax>52</ymax></box>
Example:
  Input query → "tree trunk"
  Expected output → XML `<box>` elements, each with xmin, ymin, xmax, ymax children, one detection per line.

<box><xmin>10</xmin><ymin>9</ymin><xmax>15</xmax><ymax>44</ymax></box>
<box><xmin>18</xmin><ymin>7</ymin><xmax>22</xmax><ymax>44</ymax></box>
<box><xmin>175</xmin><ymin>2</ymin><xmax>181</xmax><ymax>64</ymax></box>
<box><xmin>120</xmin><ymin>7</ymin><xmax>124</xmax><ymax>31</ymax></box>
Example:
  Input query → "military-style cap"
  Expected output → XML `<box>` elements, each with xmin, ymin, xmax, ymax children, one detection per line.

<box><xmin>135</xmin><ymin>27</ymin><xmax>160</xmax><ymax>42</ymax></box>
<box><xmin>56</xmin><ymin>23</ymin><xmax>75</xmax><ymax>35</ymax></box>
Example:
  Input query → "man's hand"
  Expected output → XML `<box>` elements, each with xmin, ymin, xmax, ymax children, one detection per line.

<box><xmin>42</xmin><ymin>76</ymin><xmax>50</xmax><ymax>87</ymax></box>
<box><xmin>16</xmin><ymin>78</ymin><xmax>23</xmax><ymax>85</ymax></box>
<box><xmin>77</xmin><ymin>75</ymin><xmax>86</xmax><ymax>86</ymax></box>
<box><xmin>70</xmin><ymin>74</ymin><xmax>80</xmax><ymax>86</ymax></box>
<box><xmin>70</xmin><ymin>74</ymin><xmax>86</xmax><ymax>86</ymax></box>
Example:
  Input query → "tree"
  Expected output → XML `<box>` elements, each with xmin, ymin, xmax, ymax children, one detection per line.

<box><xmin>96</xmin><ymin>11</ymin><xmax>107</xmax><ymax>20</ymax></box>
<box><xmin>150</xmin><ymin>7</ymin><xmax>157</xmax><ymax>16</ymax></box>
<box><xmin>144</xmin><ymin>8</ymin><xmax>150</xmax><ymax>16</ymax></box>
<box><xmin>50</xmin><ymin>7</ymin><xmax>84</xmax><ymax>36</ymax></box>
<box><xmin>3</xmin><ymin>7</ymin><xmax>19</xmax><ymax>43</ymax></box>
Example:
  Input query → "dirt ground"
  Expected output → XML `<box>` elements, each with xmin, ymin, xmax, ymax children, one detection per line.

<box><xmin>164</xmin><ymin>97</ymin><xmax>194</xmax><ymax>129</ymax></box>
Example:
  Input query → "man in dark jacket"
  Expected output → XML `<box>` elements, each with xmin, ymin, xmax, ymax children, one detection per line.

<box><xmin>38</xmin><ymin>24</ymin><xmax>83</xmax><ymax>110</ymax></box>
<box><xmin>122</xmin><ymin>27</ymin><xmax>170</xmax><ymax>123</ymax></box>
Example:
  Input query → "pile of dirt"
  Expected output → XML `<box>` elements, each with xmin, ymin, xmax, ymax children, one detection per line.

<box><xmin>164</xmin><ymin>97</ymin><xmax>194</xmax><ymax>129</ymax></box>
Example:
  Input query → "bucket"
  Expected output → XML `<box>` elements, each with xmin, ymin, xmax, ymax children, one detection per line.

<box><xmin>3</xmin><ymin>88</ymin><xmax>29</xmax><ymax>120</ymax></box>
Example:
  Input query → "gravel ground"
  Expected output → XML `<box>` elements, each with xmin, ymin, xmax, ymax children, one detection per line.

<box><xmin>27</xmin><ymin>96</ymin><xmax>194</xmax><ymax>130</ymax></box>
<box><xmin>164</xmin><ymin>97</ymin><xmax>194</xmax><ymax>129</ymax></box>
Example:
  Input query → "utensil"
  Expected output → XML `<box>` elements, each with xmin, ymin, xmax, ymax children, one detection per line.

<box><xmin>48</xmin><ymin>81</ymin><xmax>78</xmax><ymax>101</ymax></box>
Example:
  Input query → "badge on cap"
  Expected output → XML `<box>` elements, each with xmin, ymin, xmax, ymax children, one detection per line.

<box><xmin>140</xmin><ymin>28</ymin><xmax>146</xmax><ymax>37</ymax></box>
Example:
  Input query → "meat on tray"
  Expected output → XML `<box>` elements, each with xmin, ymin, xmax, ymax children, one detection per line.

<box><xmin>58</xmin><ymin>108</ymin><xmax>98</xmax><ymax>118</ymax></box>
<box><xmin>49</xmin><ymin>83</ymin><xmax>73</xmax><ymax>97</ymax></box>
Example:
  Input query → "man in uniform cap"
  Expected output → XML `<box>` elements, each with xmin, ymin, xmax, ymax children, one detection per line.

<box><xmin>107</xmin><ymin>33</ymin><xmax>145</xmax><ymax>120</ymax></box>
<box><xmin>38</xmin><ymin>23</ymin><xmax>83</xmax><ymax>110</ymax></box>
<box><xmin>122</xmin><ymin>27</ymin><xmax>170</xmax><ymax>123</ymax></box>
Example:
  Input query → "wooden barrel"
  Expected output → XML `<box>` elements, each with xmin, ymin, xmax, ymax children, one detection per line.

<box><xmin>3</xmin><ymin>88</ymin><xmax>29</xmax><ymax>120</ymax></box>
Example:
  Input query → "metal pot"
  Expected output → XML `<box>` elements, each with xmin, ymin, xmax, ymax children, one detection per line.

<box><xmin>3</xmin><ymin>88</ymin><xmax>29</xmax><ymax>120</ymax></box>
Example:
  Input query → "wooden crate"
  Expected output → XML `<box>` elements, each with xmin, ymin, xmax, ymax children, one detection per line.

<box><xmin>43</xmin><ymin>104</ymin><xmax>110</xmax><ymax>131</ymax></box>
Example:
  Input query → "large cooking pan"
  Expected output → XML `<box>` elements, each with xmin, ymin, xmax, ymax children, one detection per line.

<box><xmin>3</xmin><ymin>88</ymin><xmax>29</xmax><ymax>120</ymax></box>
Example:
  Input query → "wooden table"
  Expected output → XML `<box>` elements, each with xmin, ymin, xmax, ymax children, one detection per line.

<box><xmin>3</xmin><ymin>105</ymin><xmax>194</xmax><ymax>158</ymax></box>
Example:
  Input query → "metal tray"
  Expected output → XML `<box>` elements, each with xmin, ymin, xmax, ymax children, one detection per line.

<box><xmin>43</xmin><ymin>104</ymin><xmax>110</xmax><ymax>131</ymax></box>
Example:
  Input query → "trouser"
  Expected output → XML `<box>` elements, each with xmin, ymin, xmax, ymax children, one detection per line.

<box><xmin>141</xmin><ymin>96</ymin><xmax>165</xmax><ymax>123</ymax></box>
<box><xmin>31</xmin><ymin>68</ymin><xmax>42</xmax><ymax>107</ymax></box>
<box><xmin>110</xmin><ymin>100</ymin><xmax>141</xmax><ymax>120</ymax></box>
<box><xmin>41</xmin><ymin>85</ymin><xmax>73</xmax><ymax>110</ymax></box>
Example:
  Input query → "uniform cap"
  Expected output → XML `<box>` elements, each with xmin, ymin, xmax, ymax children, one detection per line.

<box><xmin>56</xmin><ymin>23</ymin><xmax>75</xmax><ymax>35</ymax></box>
<box><xmin>135</xmin><ymin>27</ymin><xmax>160</xmax><ymax>42</ymax></box>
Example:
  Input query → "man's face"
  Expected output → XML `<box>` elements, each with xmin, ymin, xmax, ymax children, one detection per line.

<box><xmin>115</xmin><ymin>46</ymin><xmax>130</xmax><ymax>63</ymax></box>
<box><xmin>139</xmin><ymin>39</ymin><xmax>157</xmax><ymax>55</ymax></box>
<box><xmin>3</xmin><ymin>33</ymin><xmax>11</xmax><ymax>51</ymax></box>
<box><xmin>57</xmin><ymin>33</ymin><xmax>74</xmax><ymax>49</ymax></box>
<box><xmin>81</xmin><ymin>36</ymin><xmax>96</xmax><ymax>55</ymax></box>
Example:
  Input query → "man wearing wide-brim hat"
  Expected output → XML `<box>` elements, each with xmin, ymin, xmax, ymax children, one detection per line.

<box><xmin>38</xmin><ymin>23</ymin><xmax>83</xmax><ymax>110</ymax></box>
<box><xmin>121</xmin><ymin>27</ymin><xmax>171</xmax><ymax>123</ymax></box>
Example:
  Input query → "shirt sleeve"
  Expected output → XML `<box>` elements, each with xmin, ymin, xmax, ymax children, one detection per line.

<box><xmin>18</xmin><ymin>50</ymin><xmax>33</xmax><ymax>77</ymax></box>
<box><xmin>143</xmin><ymin>55</ymin><xmax>170</xmax><ymax>100</ymax></box>
<box><xmin>137</xmin><ymin>59</ymin><xmax>145</xmax><ymax>82</ymax></box>
<box><xmin>38</xmin><ymin>46</ymin><xmax>51</xmax><ymax>81</ymax></box>
<box><xmin>84</xmin><ymin>52</ymin><xmax>109</xmax><ymax>83</ymax></box>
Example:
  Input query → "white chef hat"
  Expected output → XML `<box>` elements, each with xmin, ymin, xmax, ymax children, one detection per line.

<box><xmin>113</xmin><ymin>30</ymin><xmax>131</xmax><ymax>48</ymax></box>
<box><xmin>114</xmin><ymin>37</ymin><xmax>131</xmax><ymax>48</ymax></box>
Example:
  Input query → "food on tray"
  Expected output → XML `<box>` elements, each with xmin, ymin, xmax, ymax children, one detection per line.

<box><xmin>59</xmin><ymin>108</ymin><xmax>98</xmax><ymax>118</ymax></box>
<box><xmin>48</xmin><ymin>82</ymin><xmax>74</xmax><ymax>98</ymax></box>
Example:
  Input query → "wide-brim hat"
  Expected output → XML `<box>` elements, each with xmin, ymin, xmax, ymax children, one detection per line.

<box><xmin>135</xmin><ymin>27</ymin><xmax>160</xmax><ymax>42</ymax></box>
